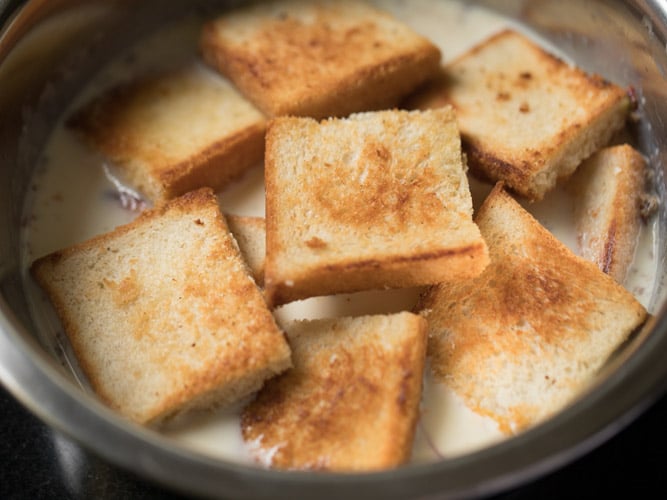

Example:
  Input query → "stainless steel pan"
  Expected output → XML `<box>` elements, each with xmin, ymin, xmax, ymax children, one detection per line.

<box><xmin>1</xmin><ymin>1</ymin><xmax>665</xmax><ymax>498</ymax></box>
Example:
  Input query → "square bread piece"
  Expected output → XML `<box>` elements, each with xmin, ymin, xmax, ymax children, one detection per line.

<box><xmin>406</xmin><ymin>29</ymin><xmax>630</xmax><ymax>201</ymax></box>
<box><xmin>568</xmin><ymin>144</ymin><xmax>647</xmax><ymax>283</ymax></box>
<box><xmin>200</xmin><ymin>0</ymin><xmax>441</xmax><ymax>118</ymax></box>
<box><xmin>241</xmin><ymin>312</ymin><xmax>428</xmax><ymax>471</ymax></box>
<box><xmin>67</xmin><ymin>63</ymin><xmax>266</xmax><ymax>203</ymax></box>
<box><xmin>419</xmin><ymin>184</ymin><xmax>647</xmax><ymax>434</ymax></box>
<box><xmin>264</xmin><ymin>108</ymin><xmax>489</xmax><ymax>307</ymax></box>
<box><xmin>31</xmin><ymin>188</ymin><xmax>291</xmax><ymax>425</ymax></box>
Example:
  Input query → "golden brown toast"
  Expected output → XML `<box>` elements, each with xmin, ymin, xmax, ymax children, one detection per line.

<box><xmin>31</xmin><ymin>188</ymin><xmax>291</xmax><ymax>425</ymax></box>
<box><xmin>567</xmin><ymin>144</ymin><xmax>646</xmax><ymax>283</ymax></box>
<box><xmin>68</xmin><ymin>63</ymin><xmax>266</xmax><ymax>203</ymax></box>
<box><xmin>419</xmin><ymin>183</ymin><xmax>647</xmax><ymax>434</ymax></box>
<box><xmin>200</xmin><ymin>0</ymin><xmax>441</xmax><ymax>118</ymax></box>
<box><xmin>264</xmin><ymin>108</ymin><xmax>489</xmax><ymax>307</ymax></box>
<box><xmin>406</xmin><ymin>29</ymin><xmax>630</xmax><ymax>201</ymax></box>
<box><xmin>241</xmin><ymin>312</ymin><xmax>427</xmax><ymax>470</ymax></box>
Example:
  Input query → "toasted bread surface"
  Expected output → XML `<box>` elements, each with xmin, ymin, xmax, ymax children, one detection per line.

<box><xmin>568</xmin><ymin>144</ymin><xmax>646</xmax><ymax>283</ymax></box>
<box><xmin>226</xmin><ymin>214</ymin><xmax>266</xmax><ymax>286</ymax></box>
<box><xmin>264</xmin><ymin>108</ymin><xmax>488</xmax><ymax>306</ymax></box>
<box><xmin>407</xmin><ymin>29</ymin><xmax>630</xmax><ymax>201</ymax></box>
<box><xmin>31</xmin><ymin>188</ymin><xmax>291</xmax><ymax>425</ymax></box>
<box><xmin>200</xmin><ymin>0</ymin><xmax>441</xmax><ymax>118</ymax></box>
<box><xmin>241</xmin><ymin>312</ymin><xmax>427</xmax><ymax>470</ymax></box>
<box><xmin>419</xmin><ymin>184</ymin><xmax>647</xmax><ymax>433</ymax></box>
<box><xmin>68</xmin><ymin>63</ymin><xmax>266</xmax><ymax>203</ymax></box>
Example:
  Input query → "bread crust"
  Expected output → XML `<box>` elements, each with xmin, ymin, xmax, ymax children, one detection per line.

<box><xmin>200</xmin><ymin>0</ymin><xmax>441</xmax><ymax>118</ymax></box>
<box><xmin>31</xmin><ymin>188</ymin><xmax>291</xmax><ymax>425</ymax></box>
<box><xmin>406</xmin><ymin>29</ymin><xmax>630</xmax><ymax>201</ymax></box>
<box><xmin>158</xmin><ymin>122</ymin><xmax>266</xmax><ymax>200</ymax></box>
<box><xmin>266</xmin><ymin>243</ymin><xmax>488</xmax><ymax>306</ymax></box>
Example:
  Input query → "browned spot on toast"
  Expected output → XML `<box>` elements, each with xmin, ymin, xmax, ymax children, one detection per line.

<box><xmin>103</xmin><ymin>269</ymin><xmax>141</xmax><ymax>307</ymax></box>
<box><xmin>304</xmin><ymin>236</ymin><xmax>327</xmax><ymax>249</ymax></box>
<box><xmin>311</xmin><ymin>140</ymin><xmax>443</xmax><ymax>231</ymax></box>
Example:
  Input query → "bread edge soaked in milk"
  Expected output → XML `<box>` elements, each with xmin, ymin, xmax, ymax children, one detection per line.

<box><xmin>241</xmin><ymin>311</ymin><xmax>428</xmax><ymax>471</ymax></box>
<box><xmin>567</xmin><ymin>144</ymin><xmax>647</xmax><ymax>284</ymax></box>
<box><xmin>31</xmin><ymin>188</ymin><xmax>291</xmax><ymax>426</ymax></box>
<box><xmin>263</xmin><ymin>108</ymin><xmax>489</xmax><ymax>307</ymax></box>
<box><xmin>405</xmin><ymin>29</ymin><xmax>631</xmax><ymax>202</ymax></box>
<box><xmin>419</xmin><ymin>183</ymin><xmax>647</xmax><ymax>434</ymax></box>
<box><xmin>67</xmin><ymin>63</ymin><xmax>267</xmax><ymax>204</ymax></box>
<box><xmin>199</xmin><ymin>0</ymin><xmax>441</xmax><ymax>118</ymax></box>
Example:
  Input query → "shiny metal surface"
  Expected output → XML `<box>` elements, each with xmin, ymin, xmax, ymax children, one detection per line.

<box><xmin>0</xmin><ymin>1</ymin><xmax>666</xmax><ymax>498</ymax></box>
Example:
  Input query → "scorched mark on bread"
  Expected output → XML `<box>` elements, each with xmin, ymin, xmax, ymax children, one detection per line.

<box><xmin>219</xmin><ymin>18</ymin><xmax>394</xmax><ymax>89</ymax></box>
<box><xmin>310</xmin><ymin>141</ymin><xmax>444</xmax><ymax>231</ymax></box>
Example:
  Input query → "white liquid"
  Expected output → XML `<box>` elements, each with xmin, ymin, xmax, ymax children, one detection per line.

<box><xmin>20</xmin><ymin>0</ymin><xmax>660</xmax><ymax>466</ymax></box>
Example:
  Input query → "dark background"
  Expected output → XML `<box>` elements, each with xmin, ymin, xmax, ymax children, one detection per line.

<box><xmin>1</xmin><ymin>384</ymin><xmax>665</xmax><ymax>499</ymax></box>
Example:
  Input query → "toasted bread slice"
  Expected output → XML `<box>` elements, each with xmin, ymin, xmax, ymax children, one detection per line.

<box><xmin>67</xmin><ymin>63</ymin><xmax>266</xmax><ymax>203</ymax></box>
<box><xmin>419</xmin><ymin>183</ymin><xmax>647</xmax><ymax>434</ymax></box>
<box><xmin>31</xmin><ymin>188</ymin><xmax>291</xmax><ymax>425</ymax></box>
<box><xmin>200</xmin><ymin>0</ymin><xmax>441</xmax><ymax>118</ymax></box>
<box><xmin>241</xmin><ymin>312</ymin><xmax>427</xmax><ymax>470</ymax></box>
<box><xmin>226</xmin><ymin>214</ymin><xmax>266</xmax><ymax>286</ymax></box>
<box><xmin>264</xmin><ymin>108</ymin><xmax>489</xmax><ymax>306</ymax></box>
<box><xmin>568</xmin><ymin>144</ymin><xmax>646</xmax><ymax>283</ymax></box>
<box><xmin>406</xmin><ymin>29</ymin><xmax>630</xmax><ymax>201</ymax></box>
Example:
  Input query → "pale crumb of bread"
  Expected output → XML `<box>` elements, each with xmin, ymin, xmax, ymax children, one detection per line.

<box><xmin>226</xmin><ymin>214</ymin><xmax>266</xmax><ymax>286</ymax></box>
<box><xmin>68</xmin><ymin>63</ymin><xmax>266</xmax><ymax>203</ymax></box>
<box><xmin>420</xmin><ymin>183</ymin><xmax>647</xmax><ymax>434</ymax></box>
<box><xmin>264</xmin><ymin>107</ymin><xmax>489</xmax><ymax>306</ymax></box>
<box><xmin>406</xmin><ymin>29</ymin><xmax>630</xmax><ymax>201</ymax></box>
<box><xmin>568</xmin><ymin>144</ymin><xmax>647</xmax><ymax>283</ymax></box>
<box><xmin>245</xmin><ymin>434</ymin><xmax>285</xmax><ymax>467</ymax></box>
<box><xmin>200</xmin><ymin>0</ymin><xmax>441</xmax><ymax>118</ymax></box>
<box><xmin>241</xmin><ymin>312</ymin><xmax>428</xmax><ymax>471</ymax></box>
<box><xmin>31</xmin><ymin>188</ymin><xmax>291</xmax><ymax>426</ymax></box>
